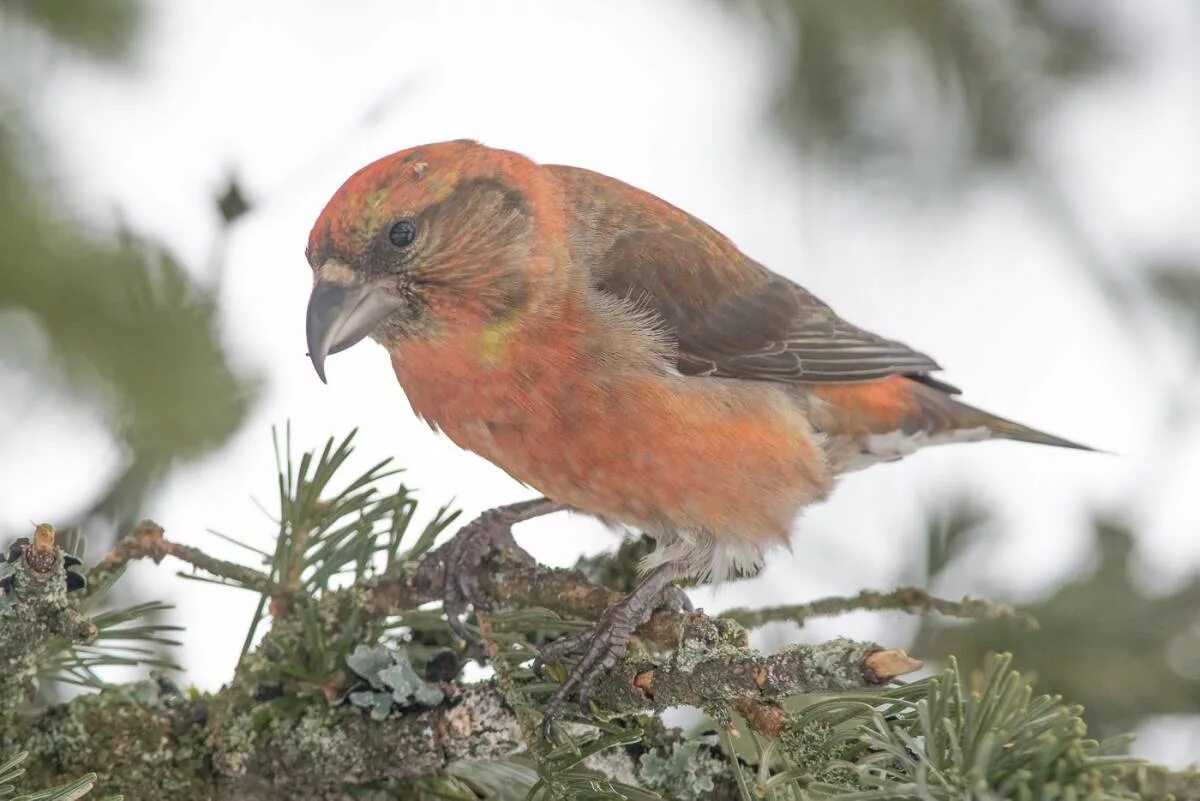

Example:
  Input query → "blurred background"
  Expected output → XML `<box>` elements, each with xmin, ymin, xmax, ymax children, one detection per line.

<box><xmin>1</xmin><ymin>0</ymin><xmax>1198</xmax><ymax>766</ymax></box>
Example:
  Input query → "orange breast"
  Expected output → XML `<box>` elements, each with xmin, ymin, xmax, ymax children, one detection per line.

<box><xmin>389</xmin><ymin>320</ymin><xmax>830</xmax><ymax>545</ymax></box>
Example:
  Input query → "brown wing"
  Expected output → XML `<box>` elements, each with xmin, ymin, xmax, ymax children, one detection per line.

<box><xmin>591</xmin><ymin>227</ymin><xmax>948</xmax><ymax>387</ymax></box>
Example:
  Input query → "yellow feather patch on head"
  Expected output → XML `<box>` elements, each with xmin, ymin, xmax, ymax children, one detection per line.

<box><xmin>342</xmin><ymin>168</ymin><xmax>460</xmax><ymax>245</ymax></box>
<box><xmin>421</xmin><ymin>169</ymin><xmax>459</xmax><ymax>203</ymax></box>
<box><xmin>342</xmin><ymin>187</ymin><xmax>394</xmax><ymax>244</ymax></box>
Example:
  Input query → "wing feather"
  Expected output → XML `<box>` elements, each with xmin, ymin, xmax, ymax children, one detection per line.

<box><xmin>592</xmin><ymin>229</ymin><xmax>944</xmax><ymax>387</ymax></box>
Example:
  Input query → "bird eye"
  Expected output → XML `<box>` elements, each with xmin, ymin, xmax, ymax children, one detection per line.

<box><xmin>388</xmin><ymin>219</ymin><xmax>417</xmax><ymax>248</ymax></box>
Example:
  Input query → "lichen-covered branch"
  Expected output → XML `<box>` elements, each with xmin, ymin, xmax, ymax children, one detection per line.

<box><xmin>14</xmin><ymin>676</ymin><xmax>761</xmax><ymax>801</ymax></box>
<box><xmin>2</xmin><ymin>513</ymin><xmax>924</xmax><ymax>799</ymax></box>
<box><xmin>381</xmin><ymin>552</ymin><xmax>694</xmax><ymax>647</ymax></box>
<box><xmin>14</xmin><ymin>679</ymin><xmax>524</xmax><ymax>800</ymax></box>
<box><xmin>13</xmin><ymin>634</ymin><xmax>908</xmax><ymax>800</ymax></box>
<box><xmin>594</xmin><ymin>619</ymin><xmax>920</xmax><ymax>715</ymax></box>
<box><xmin>1126</xmin><ymin>764</ymin><xmax>1200</xmax><ymax>800</ymax></box>
<box><xmin>721</xmin><ymin>585</ymin><xmax>1037</xmax><ymax>631</ymax></box>
<box><xmin>0</xmin><ymin>524</ymin><xmax>97</xmax><ymax>720</ymax></box>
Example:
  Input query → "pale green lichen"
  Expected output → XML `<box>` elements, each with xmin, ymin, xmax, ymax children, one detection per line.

<box><xmin>346</xmin><ymin>644</ymin><xmax>444</xmax><ymax>720</ymax></box>
<box><xmin>638</xmin><ymin>740</ymin><xmax>725</xmax><ymax>801</ymax></box>
<box><xmin>775</xmin><ymin>637</ymin><xmax>874</xmax><ymax>691</ymax></box>
<box><xmin>778</xmin><ymin>717</ymin><xmax>861</xmax><ymax>789</ymax></box>
<box><xmin>0</xmin><ymin>546</ymin><xmax>95</xmax><ymax>722</ymax></box>
<box><xmin>670</xmin><ymin>616</ymin><xmax>751</xmax><ymax>675</ymax></box>
<box><xmin>13</xmin><ymin>688</ymin><xmax>213</xmax><ymax>799</ymax></box>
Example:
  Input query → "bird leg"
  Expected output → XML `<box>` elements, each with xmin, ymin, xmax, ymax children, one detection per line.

<box><xmin>416</xmin><ymin>497</ymin><xmax>566</xmax><ymax>641</ymax></box>
<box><xmin>535</xmin><ymin>561</ymin><xmax>684</xmax><ymax>736</ymax></box>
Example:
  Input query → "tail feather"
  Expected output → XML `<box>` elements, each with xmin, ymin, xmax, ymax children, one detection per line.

<box><xmin>810</xmin><ymin>376</ymin><xmax>1097</xmax><ymax>470</ymax></box>
<box><xmin>907</xmin><ymin>380</ymin><xmax>1097</xmax><ymax>452</ymax></box>
<box><xmin>975</xmin><ymin>413</ymin><xmax>1096</xmax><ymax>451</ymax></box>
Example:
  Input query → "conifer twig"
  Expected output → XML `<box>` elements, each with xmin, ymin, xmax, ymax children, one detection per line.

<box><xmin>90</xmin><ymin>519</ymin><xmax>275</xmax><ymax>595</ymax></box>
<box><xmin>720</xmin><ymin>586</ymin><xmax>1037</xmax><ymax>630</ymax></box>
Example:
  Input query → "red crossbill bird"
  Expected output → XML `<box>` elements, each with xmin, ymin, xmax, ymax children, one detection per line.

<box><xmin>304</xmin><ymin>139</ymin><xmax>1090</xmax><ymax>727</ymax></box>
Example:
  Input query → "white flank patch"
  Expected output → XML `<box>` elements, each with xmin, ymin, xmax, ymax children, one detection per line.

<box><xmin>839</xmin><ymin>426</ymin><xmax>993</xmax><ymax>472</ymax></box>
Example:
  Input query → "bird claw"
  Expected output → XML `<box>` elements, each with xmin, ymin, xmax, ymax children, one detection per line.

<box><xmin>536</xmin><ymin>564</ymin><xmax>682</xmax><ymax>738</ymax></box>
<box><xmin>536</xmin><ymin>601</ymin><xmax>638</xmax><ymax>738</ymax></box>
<box><xmin>433</xmin><ymin>516</ymin><xmax>533</xmax><ymax>641</ymax></box>
<box><xmin>415</xmin><ymin>498</ymin><xmax>561</xmax><ymax>642</ymax></box>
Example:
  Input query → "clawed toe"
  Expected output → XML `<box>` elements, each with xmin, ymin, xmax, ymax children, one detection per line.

<box><xmin>537</xmin><ymin>611</ymin><xmax>634</xmax><ymax>736</ymax></box>
<box><xmin>439</xmin><ymin>521</ymin><xmax>527</xmax><ymax>640</ymax></box>
<box><xmin>537</xmin><ymin>563</ymin><xmax>682</xmax><ymax>737</ymax></box>
<box><xmin>418</xmin><ymin>511</ymin><xmax>686</xmax><ymax>739</ymax></box>
<box><xmin>442</xmin><ymin>528</ymin><xmax>519</xmax><ymax>639</ymax></box>
<box><xmin>416</xmin><ymin>498</ymin><xmax>564</xmax><ymax>642</ymax></box>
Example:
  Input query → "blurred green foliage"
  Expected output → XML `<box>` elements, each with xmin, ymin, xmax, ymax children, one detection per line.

<box><xmin>1</xmin><ymin>0</ymin><xmax>141</xmax><ymax>62</ymax></box>
<box><xmin>917</xmin><ymin>516</ymin><xmax>1200</xmax><ymax>739</ymax></box>
<box><xmin>732</xmin><ymin>0</ymin><xmax>1115</xmax><ymax>183</ymax></box>
<box><xmin>1147</xmin><ymin>260</ymin><xmax>1200</xmax><ymax>346</ymax></box>
<box><xmin>733</xmin><ymin>0</ymin><xmax>1200</xmax><ymax>350</ymax></box>
<box><xmin>0</xmin><ymin>1</ymin><xmax>254</xmax><ymax>531</ymax></box>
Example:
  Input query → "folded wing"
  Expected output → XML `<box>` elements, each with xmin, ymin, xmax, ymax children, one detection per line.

<box><xmin>591</xmin><ymin>227</ymin><xmax>945</xmax><ymax>387</ymax></box>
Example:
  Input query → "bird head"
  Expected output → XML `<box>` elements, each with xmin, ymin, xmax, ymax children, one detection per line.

<box><xmin>304</xmin><ymin>139</ymin><xmax>539</xmax><ymax>382</ymax></box>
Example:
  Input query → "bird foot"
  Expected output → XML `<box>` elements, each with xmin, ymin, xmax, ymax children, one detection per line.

<box><xmin>415</xmin><ymin>498</ymin><xmax>564</xmax><ymax>641</ymax></box>
<box><xmin>534</xmin><ymin>563</ymin><xmax>681</xmax><ymax>737</ymax></box>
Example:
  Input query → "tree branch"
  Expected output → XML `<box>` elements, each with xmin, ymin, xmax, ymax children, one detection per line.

<box><xmin>89</xmin><ymin>519</ymin><xmax>275</xmax><ymax>594</ymax></box>
<box><xmin>14</xmin><ymin>633</ymin><xmax>911</xmax><ymax>799</ymax></box>
<box><xmin>0</xmin><ymin>524</ymin><xmax>97</xmax><ymax>719</ymax></box>
<box><xmin>16</xmin><ymin>679</ymin><xmax>527</xmax><ymax>800</ymax></box>
<box><xmin>377</xmin><ymin>552</ymin><xmax>694</xmax><ymax>647</ymax></box>
<box><xmin>4</xmin><ymin>513</ymin><xmax>924</xmax><ymax>798</ymax></box>
<box><xmin>721</xmin><ymin>585</ymin><xmax>1037</xmax><ymax>631</ymax></box>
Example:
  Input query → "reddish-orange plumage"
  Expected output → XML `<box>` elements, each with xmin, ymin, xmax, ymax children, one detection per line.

<box><xmin>811</xmin><ymin>377</ymin><xmax>921</xmax><ymax>434</ymax></box>
<box><xmin>304</xmin><ymin>140</ymin><xmax>1090</xmax><ymax>718</ymax></box>
<box><xmin>391</xmin><ymin>322</ymin><xmax>827</xmax><ymax>554</ymax></box>
<box><xmin>307</xmin><ymin>138</ymin><xmax>1087</xmax><ymax>576</ymax></box>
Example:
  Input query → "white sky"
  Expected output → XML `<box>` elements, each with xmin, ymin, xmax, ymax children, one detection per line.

<box><xmin>3</xmin><ymin>0</ymin><xmax>1199</xmax><ymax>767</ymax></box>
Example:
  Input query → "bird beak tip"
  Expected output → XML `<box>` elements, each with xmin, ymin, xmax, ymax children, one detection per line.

<box><xmin>306</xmin><ymin>266</ymin><xmax>404</xmax><ymax>383</ymax></box>
<box><xmin>306</xmin><ymin>351</ymin><xmax>329</xmax><ymax>384</ymax></box>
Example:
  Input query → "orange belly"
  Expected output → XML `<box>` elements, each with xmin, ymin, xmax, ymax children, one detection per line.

<box><xmin>388</xmin><ymin>330</ymin><xmax>831</xmax><ymax>556</ymax></box>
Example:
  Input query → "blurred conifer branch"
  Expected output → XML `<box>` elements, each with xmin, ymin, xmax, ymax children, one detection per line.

<box><xmin>730</xmin><ymin>0</ymin><xmax>1200</xmax><ymax>372</ymax></box>
<box><xmin>0</xmin><ymin>0</ymin><xmax>255</xmax><ymax>539</ymax></box>
<box><xmin>730</xmin><ymin>0</ymin><xmax>1117</xmax><ymax>178</ymax></box>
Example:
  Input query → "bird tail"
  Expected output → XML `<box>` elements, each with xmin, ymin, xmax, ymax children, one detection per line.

<box><xmin>971</xmin><ymin>410</ymin><xmax>1095</xmax><ymax>450</ymax></box>
<box><xmin>810</xmin><ymin>376</ymin><xmax>1097</xmax><ymax>469</ymax></box>
<box><xmin>905</xmin><ymin>379</ymin><xmax>1097</xmax><ymax>452</ymax></box>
